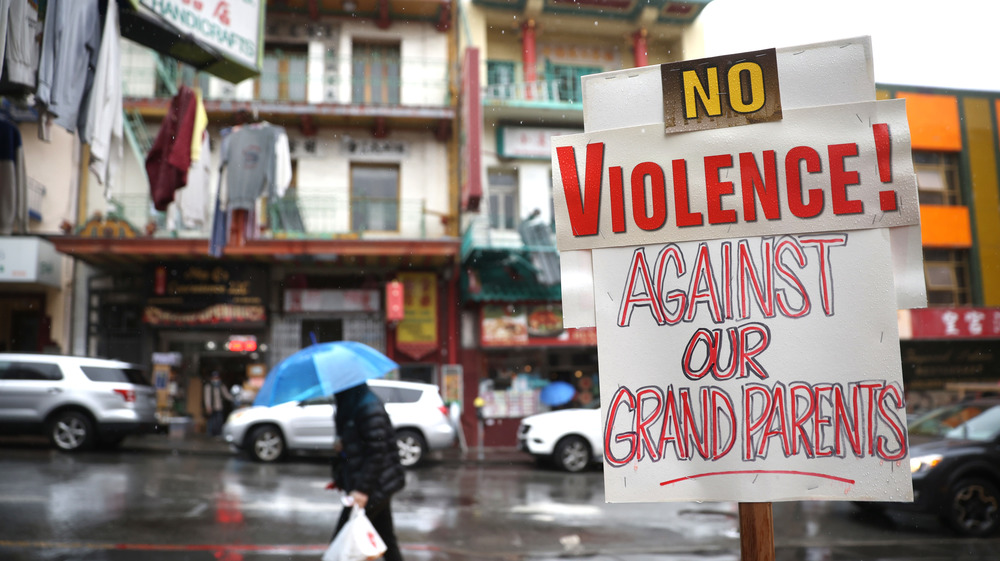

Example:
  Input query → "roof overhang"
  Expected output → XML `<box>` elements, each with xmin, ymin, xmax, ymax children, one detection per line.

<box><xmin>48</xmin><ymin>236</ymin><xmax>461</xmax><ymax>271</ymax></box>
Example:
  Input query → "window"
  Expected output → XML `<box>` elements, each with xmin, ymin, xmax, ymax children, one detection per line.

<box><xmin>352</xmin><ymin>42</ymin><xmax>400</xmax><ymax>105</ymax></box>
<box><xmin>370</xmin><ymin>386</ymin><xmax>422</xmax><ymax>404</ymax></box>
<box><xmin>81</xmin><ymin>366</ymin><xmax>151</xmax><ymax>385</ymax></box>
<box><xmin>914</xmin><ymin>151</ymin><xmax>961</xmax><ymax>205</ymax></box>
<box><xmin>488</xmin><ymin>169</ymin><xmax>518</xmax><ymax>230</ymax></box>
<box><xmin>0</xmin><ymin>361</ymin><xmax>62</xmax><ymax>381</ymax></box>
<box><xmin>257</xmin><ymin>43</ymin><xmax>309</xmax><ymax>102</ymax></box>
<box><xmin>487</xmin><ymin>61</ymin><xmax>516</xmax><ymax>86</ymax></box>
<box><xmin>546</xmin><ymin>63</ymin><xmax>601</xmax><ymax>103</ymax></box>
<box><xmin>351</xmin><ymin>164</ymin><xmax>400</xmax><ymax>232</ymax></box>
<box><xmin>923</xmin><ymin>249</ymin><xmax>971</xmax><ymax>306</ymax></box>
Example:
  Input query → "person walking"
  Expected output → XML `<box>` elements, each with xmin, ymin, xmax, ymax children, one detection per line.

<box><xmin>203</xmin><ymin>371</ymin><xmax>233</xmax><ymax>437</ymax></box>
<box><xmin>330</xmin><ymin>382</ymin><xmax>406</xmax><ymax>561</ymax></box>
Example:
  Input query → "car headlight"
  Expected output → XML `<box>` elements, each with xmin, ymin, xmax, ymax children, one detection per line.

<box><xmin>909</xmin><ymin>453</ymin><xmax>943</xmax><ymax>474</ymax></box>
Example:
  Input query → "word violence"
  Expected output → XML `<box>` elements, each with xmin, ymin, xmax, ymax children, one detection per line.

<box><xmin>604</xmin><ymin>380</ymin><xmax>907</xmax><ymax>466</ymax></box>
<box><xmin>557</xmin><ymin>133</ymin><xmax>897</xmax><ymax>238</ymax></box>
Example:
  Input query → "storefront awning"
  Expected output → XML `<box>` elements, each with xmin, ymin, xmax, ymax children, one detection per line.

<box><xmin>48</xmin><ymin>236</ymin><xmax>461</xmax><ymax>271</ymax></box>
<box><xmin>462</xmin><ymin>250</ymin><xmax>561</xmax><ymax>302</ymax></box>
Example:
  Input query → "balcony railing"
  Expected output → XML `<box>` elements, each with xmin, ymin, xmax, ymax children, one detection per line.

<box><xmin>111</xmin><ymin>191</ymin><xmax>441</xmax><ymax>241</ymax></box>
<box><xmin>482</xmin><ymin>80</ymin><xmax>582</xmax><ymax>107</ymax></box>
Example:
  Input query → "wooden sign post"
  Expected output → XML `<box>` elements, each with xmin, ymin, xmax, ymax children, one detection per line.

<box><xmin>739</xmin><ymin>502</ymin><xmax>775</xmax><ymax>561</ymax></box>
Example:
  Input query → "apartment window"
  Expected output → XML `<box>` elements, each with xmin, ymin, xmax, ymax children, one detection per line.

<box><xmin>352</xmin><ymin>42</ymin><xmax>400</xmax><ymax>105</ymax></box>
<box><xmin>924</xmin><ymin>249</ymin><xmax>971</xmax><ymax>306</ymax></box>
<box><xmin>913</xmin><ymin>151</ymin><xmax>961</xmax><ymax>205</ymax></box>
<box><xmin>351</xmin><ymin>164</ymin><xmax>400</xmax><ymax>232</ymax></box>
<box><xmin>488</xmin><ymin>169</ymin><xmax>518</xmax><ymax>230</ymax></box>
<box><xmin>257</xmin><ymin>43</ymin><xmax>309</xmax><ymax>101</ymax></box>
<box><xmin>487</xmin><ymin>61</ymin><xmax>516</xmax><ymax>86</ymax></box>
<box><xmin>546</xmin><ymin>62</ymin><xmax>601</xmax><ymax>103</ymax></box>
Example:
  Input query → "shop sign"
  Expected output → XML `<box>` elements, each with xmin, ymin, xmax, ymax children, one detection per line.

<box><xmin>385</xmin><ymin>282</ymin><xmax>405</xmax><ymax>322</ymax></box>
<box><xmin>460</xmin><ymin>48</ymin><xmax>482</xmax><ymax>211</ymax></box>
<box><xmin>122</xmin><ymin>0</ymin><xmax>264</xmax><ymax>83</ymax></box>
<box><xmin>146</xmin><ymin>263</ymin><xmax>268</xmax><ymax>310</ymax></box>
<box><xmin>901</xmin><ymin>340</ymin><xmax>1000</xmax><ymax>391</ymax></box>
<box><xmin>908</xmin><ymin>307</ymin><xmax>1000</xmax><ymax>340</ymax></box>
<box><xmin>135</xmin><ymin>0</ymin><xmax>262</xmax><ymax>70</ymax></box>
<box><xmin>0</xmin><ymin>237</ymin><xmax>62</xmax><ymax>287</ymax></box>
<box><xmin>284</xmin><ymin>289</ymin><xmax>379</xmax><ymax>313</ymax></box>
<box><xmin>343</xmin><ymin>136</ymin><xmax>408</xmax><ymax>160</ymax></box>
<box><xmin>480</xmin><ymin>304</ymin><xmax>597</xmax><ymax>347</ymax></box>
<box><xmin>498</xmin><ymin>126</ymin><xmax>581</xmax><ymax>159</ymax></box>
<box><xmin>554</xmin><ymin>38</ymin><xmax>919</xmax><ymax>505</ymax></box>
<box><xmin>396</xmin><ymin>273</ymin><xmax>438</xmax><ymax>359</ymax></box>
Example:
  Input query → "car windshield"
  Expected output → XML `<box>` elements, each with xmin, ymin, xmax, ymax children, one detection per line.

<box><xmin>908</xmin><ymin>403</ymin><xmax>1000</xmax><ymax>441</ymax></box>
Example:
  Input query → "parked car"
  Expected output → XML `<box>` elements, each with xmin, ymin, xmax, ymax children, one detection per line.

<box><xmin>0</xmin><ymin>354</ymin><xmax>158</xmax><ymax>452</ymax></box>
<box><xmin>223</xmin><ymin>378</ymin><xmax>456</xmax><ymax>466</ymax></box>
<box><xmin>856</xmin><ymin>399</ymin><xmax>1000</xmax><ymax>536</ymax></box>
<box><xmin>517</xmin><ymin>406</ymin><xmax>603</xmax><ymax>472</ymax></box>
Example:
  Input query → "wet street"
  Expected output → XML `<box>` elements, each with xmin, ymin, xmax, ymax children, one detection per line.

<box><xmin>0</xmin><ymin>436</ymin><xmax>997</xmax><ymax>561</ymax></box>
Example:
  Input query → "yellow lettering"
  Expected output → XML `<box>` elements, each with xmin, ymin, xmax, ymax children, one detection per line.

<box><xmin>683</xmin><ymin>68</ymin><xmax>721</xmax><ymax>119</ymax></box>
<box><xmin>728</xmin><ymin>62</ymin><xmax>765</xmax><ymax>114</ymax></box>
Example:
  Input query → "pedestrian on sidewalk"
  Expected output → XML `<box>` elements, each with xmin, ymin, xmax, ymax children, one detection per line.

<box><xmin>203</xmin><ymin>371</ymin><xmax>233</xmax><ymax>437</ymax></box>
<box><xmin>330</xmin><ymin>382</ymin><xmax>406</xmax><ymax>561</ymax></box>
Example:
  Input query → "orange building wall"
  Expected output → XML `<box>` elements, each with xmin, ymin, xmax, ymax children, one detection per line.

<box><xmin>896</xmin><ymin>92</ymin><xmax>961</xmax><ymax>152</ymax></box>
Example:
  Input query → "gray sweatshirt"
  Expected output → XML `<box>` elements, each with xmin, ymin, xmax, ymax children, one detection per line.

<box><xmin>36</xmin><ymin>0</ymin><xmax>101</xmax><ymax>135</ymax></box>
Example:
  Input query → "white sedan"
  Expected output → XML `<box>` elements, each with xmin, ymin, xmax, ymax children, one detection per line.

<box><xmin>517</xmin><ymin>407</ymin><xmax>603</xmax><ymax>472</ymax></box>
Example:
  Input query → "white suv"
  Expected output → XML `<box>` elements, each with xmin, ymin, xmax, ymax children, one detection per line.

<box><xmin>0</xmin><ymin>354</ymin><xmax>159</xmax><ymax>452</ymax></box>
<box><xmin>223</xmin><ymin>378</ymin><xmax>456</xmax><ymax>466</ymax></box>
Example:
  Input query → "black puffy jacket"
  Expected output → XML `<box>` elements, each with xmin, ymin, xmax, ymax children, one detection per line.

<box><xmin>333</xmin><ymin>384</ymin><xmax>405</xmax><ymax>506</ymax></box>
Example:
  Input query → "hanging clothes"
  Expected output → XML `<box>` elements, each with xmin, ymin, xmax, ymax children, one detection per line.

<box><xmin>36</xmin><ymin>0</ymin><xmax>101</xmax><ymax>135</ymax></box>
<box><xmin>220</xmin><ymin>123</ymin><xmax>290</xmax><ymax>211</ymax></box>
<box><xmin>86</xmin><ymin>0</ymin><xmax>123</xmax><ymax>197</ymax></box>
<box><xmin>176</xmin><ymin>130</ymin><xmax>212</xmax><ymax>230</ymax></box>
<box><xmin>0</xmin><ymin>109</ymin><xmax>26</xmax><ymax>234</ymax></box>
<box><xmin>2</xmin><ymin>0</ymin><xmax>41</xmax><ymax>88</ymax></box>
<box><xmin>146</xmin><ymin>85</ymin><xmax>197</xmax><ymax>211</ymax></box>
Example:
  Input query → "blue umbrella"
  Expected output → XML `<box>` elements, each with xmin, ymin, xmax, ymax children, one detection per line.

<box><xmin>540</xmin><ymin>380</ymin><xmax>576</xmax><ymax>407</ymax></box>
<box><xmin>253</xmin><ymin>341</ymin><xmax>399</xmax><ymax>407</ymax></box>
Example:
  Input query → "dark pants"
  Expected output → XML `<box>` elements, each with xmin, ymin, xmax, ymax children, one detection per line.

<box><xmin>206</xmin><ymin>411</ymin><xmax>225</xmax><ymax>436</ymax></box>
<box><xmin>332</xmin><ymin>499</ymin><xmax>403</xmax><ymax>561</ymax></box>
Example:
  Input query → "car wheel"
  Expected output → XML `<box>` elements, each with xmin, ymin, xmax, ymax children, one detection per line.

<box><xmin>554</xmin><ymin>435</ymin><xmax>591</xmax><ymax>473</ymax></box>
<box><xmin>396</xmin><ymin>429</ymin><xmax>426</xmax><ymax>467</ymax></box>
<box><xmin>247</xmin><ymin>425</ymin><xmax>285</xmax><ymax>462</ymax></box>
<box><xmin>48</xmin><ymin>411</ymin><xmax>95</xmax><ymax>452</ymax></box>
<box><xmin>942</xmin><ymin>478</ymin><xmax>1000</xmax><ymax>537</ymax></box>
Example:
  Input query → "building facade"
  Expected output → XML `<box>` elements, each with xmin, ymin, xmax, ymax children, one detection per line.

<box><xmin>881</xmin><ymin>86</ymin><xmax>1000</xmax><ymax>413</ymax></box>
<box><xmin>50</xmin><ymin>0</ymin><xmax>461</xmax><ymax>431</ymax></box>
<box><xmin>454</xmin><ymin>0</ymin><xmax>714</xmax><ymax>446</ymax></box>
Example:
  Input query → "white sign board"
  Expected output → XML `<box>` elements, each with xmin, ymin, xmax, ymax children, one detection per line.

<box><xmin>593</xmin><ymin>229</ymin><xmax>911</xmax><ymax>502</ymax></box>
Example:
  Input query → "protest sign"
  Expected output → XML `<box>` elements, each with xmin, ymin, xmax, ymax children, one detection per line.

<box><xmin>551</xmin><ymin>37</ymin><xmax>919</xmax><ymax>504</ymax></box>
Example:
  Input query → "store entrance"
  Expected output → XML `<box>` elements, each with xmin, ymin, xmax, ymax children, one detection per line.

<box><xmin>157</xmin><ymin>330</ymin><xmax>268</xmax><ymax>426</ymax></box>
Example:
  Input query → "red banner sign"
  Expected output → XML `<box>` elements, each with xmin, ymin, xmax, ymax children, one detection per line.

<box><xmin>910</xmin><ymin>307</ymin><xmax>1000</xmax><ymax>339</ymax></box>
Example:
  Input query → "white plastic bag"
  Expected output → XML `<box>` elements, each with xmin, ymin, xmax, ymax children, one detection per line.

<box><xmin>322</xmin><ymin>505</ymin><xmax>388</xmax><ymax>561</ymax></box>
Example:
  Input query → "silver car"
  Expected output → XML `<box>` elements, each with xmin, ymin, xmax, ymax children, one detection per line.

<box><xmin>0</xmin><ymin>354</ymin><xmax>158</xmax><ymax>452</ymax></box>
<box><xmin>223</xmin><ymin>378</ymin><xmax>456</xmax><ymax>466</ymax></box>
